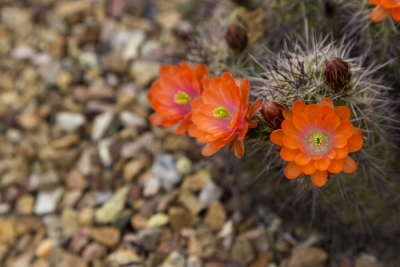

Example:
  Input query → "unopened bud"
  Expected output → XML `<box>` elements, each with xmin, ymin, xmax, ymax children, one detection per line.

<box><xmin>225</xmin><ymin>25</ymin><xmax>248</xmax><ymax>51</ymax></box>
<box><xmin>324</xmin><ymin>57</ymin><xmax>352</xmax><ymax>90</ymax></box>
<box><xmin>261</xmin><ymin>101</ymin><xmax>285</xmax><ymax>130</ymax></box>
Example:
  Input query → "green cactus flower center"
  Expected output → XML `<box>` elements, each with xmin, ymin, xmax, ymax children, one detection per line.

<box><xmin>174</xmin><ymin>91</ymin><xmax>190</xmax><ymax>104</ymax></box>
<box><xmin>213</xmin><ymin>106</ymin><xmax>229</xmax><ymax>118</ymax></box>
<box><xmin>314</xmin><ymin>135</ymin><xmax>323</xmax><ymax>146</ymax></box>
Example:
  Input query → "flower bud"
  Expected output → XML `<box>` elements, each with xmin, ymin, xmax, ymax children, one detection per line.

<box><xmin>225</xmin><ymin>25</ymin><xmax>248</xmax><ymax>51</ymax></box>
<box><xmin>261</xmin><ymin>101</ymin><xmax>285</xmax><ymax>130</ymax></box>
<box><xmin>324</xmin><ymin>57</ymin><xmax>352</xmax><ymax>90</ymax></box>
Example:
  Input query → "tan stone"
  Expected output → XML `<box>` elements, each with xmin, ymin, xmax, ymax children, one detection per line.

<box><xmin>51</xmin><ymin>133</ymin><xmax>80</xmax><ymax>149</ymax></box>
<box><xmin>82</xmin><ymin>242</ymin><xmax>107</xmax><ymax>261</ymax></box>
<box><xmin>169</xmin><ymin>207</ymin><xmax>199</xmax><ymax>230</ymax></box>
<box><xmin>32</xmin><ymin>259</ymin><xmax>50</xmax><ymax>267</ymax></box>
<box><xmin>178</xmin><ymin>191</ymin><xmax>205</xmax><ymax>215</ymax></box>
<box><xmin>130</xmin><ymin>214</ymin><xmax>148</xmax><ymax>230</ymax></box>
<box><xmin>35</xmin><ymin>238</ymin><xmax>55</xmax><ymax>258</ymax></box>
<box><xmin>78</xmin><ymin>207</ymin><xmax>94</xmax><ymax>226</ymax></box>
<box><xmin>66</xmin><ymin>169</ymin><xmax>88</xmax><ymax>189</ymax></box>
<box><xmin>204</xmin><ymin>201</ymin><xmax>226</xmax><ymax>231</ymax></box>
<box><xmin>288</xmin><ymin>246</ymin><xmax>328</xmax><ymax>267</ymax></box>
<box><xmin>182</xmin><ymin>170</ymin><xmax>211</xmax><ymax>192</ymax></box>
<box><xmin>19</xmin><ymin>113</ymin><xmax>39</xmax><ymax>130</ymax></box>
<box><xmin>123</xmin><ymin>159</ymin><xmax>146</xmax><ymax>182</ymax></box>
<box><xmin>0</xmin><ymin>218</ymin><xmax>16</xmax><ymax>245</ymax></box>
<box><xmin>15</xmin><ymin>194</ymin><xmax>35</xmax><ymax>215</ymax></box>
<box><xmin>90</xmin><ymin>227</ymin><xmax>120</xmax><ymax>248</ymax></box>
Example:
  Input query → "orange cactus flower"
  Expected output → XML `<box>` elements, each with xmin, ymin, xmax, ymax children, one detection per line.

<box><xmin>147</xmin><ymin>62</ymin><xmax>209</xmax><ymax>134</ymax></box>
<box><xmin>369</xmin><ymin>0</ymin><xmax>400</xmax><ymax>22</ymax></box>
<box><xmin>188</xmin><ymin>72</ymin><xmax>263</xmax><ymax>158</ymax></box>
<box><xmin>270</xmin><ymin>98</ymin><xmax>364</xmax><ymax>187</ymax></box>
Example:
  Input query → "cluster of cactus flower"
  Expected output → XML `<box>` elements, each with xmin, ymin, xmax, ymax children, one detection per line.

<box><xmin>147</xmin><ymin>57</ymin><xmax>364</xmax><ymax>187</ymax></box>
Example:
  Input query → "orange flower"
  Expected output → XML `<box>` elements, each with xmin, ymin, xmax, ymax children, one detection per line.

<box><xmin>188</xmin><ymin>72</ymin><xmax>263</xmax><ymax>158</ymax></box>
<box><xmin>369</xmin><ymin>0</ymin><xmax>400</xmax><ymax>22</ymax></box>
<box><xmin>270</xmin><ymin>98</ymin><xmax>364</xmax><ymax>187</ymax></box>
<box><xmin>147</xmin><ymin>62</ymin><xmax>209</xmax><ymax>134</ymax></box>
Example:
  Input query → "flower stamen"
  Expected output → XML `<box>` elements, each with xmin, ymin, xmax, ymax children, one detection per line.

<box><xmin>174</xmin><ymin>91</ymin><xmax>190</xmax><ymax>104</ymax></box>
<box><xmin>213</xmin><ymin>106</ymin><xmax>229</xmax><ymax>118</ymax></box>
<box><xmin>314</xmin><ymin>135</ymin><xmax>323</xmax><ymax>146</ymax></box>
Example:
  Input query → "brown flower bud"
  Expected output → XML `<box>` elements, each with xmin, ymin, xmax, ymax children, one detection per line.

<box><xmin>225</xmin><ymin>25</ymin><xmax>248</xmax><ymax>51</ymax></box>
<box><xmin>324</xmin><ymin>57</ymin><xmax>352</xmax><ymax>90</ymax></box>
<box><xmin>261</xmin><ymin>101</ymin><xmax>285</xmax><ymax>130</ymax></box>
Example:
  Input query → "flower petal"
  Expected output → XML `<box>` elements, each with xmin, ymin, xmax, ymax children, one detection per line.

<box><xmin>248</xmin><ymin>98</ymin><xmax>263</xmax><ymax>119</ymax></box>
<box><xmin>234</xmin><ymin>139</ymin><xmax>245</xmax><ymax>158</ymax></box>
<box><xmin>292</xmin><ymin>100</ymin><xmax>306</xmax><ymax>114</ymax></box>
<box><xmin>335</xmin><ymin>121</ymin><xmax>354</xmax><ymax>139</ymax></box>
<box><xmin>334</xmin><ymin>146</ymin><xmax>349</xmax><ymax>159</ymax></box>
<box><xmin>310</xmin><ymin>170</ymin><xmax>328</xmax><ymax>187</ymax></box>
<box><xmin>314</xmin><ymin>157</ymin><xmax>331</xmax><ymax>171</ymax></box>
<box><xmin>369</xmin><ymin>0</ymin><xmax>381</xmax><ymax>4</ymax></box>
<box><xmin>318</xmin><ymin>97</ymin><xmax>334</xmax><ymax>109</ymax></box>
<box><xmin>354</xmin><ymin>128</ymin><xmax>365</xmax><ymax>138</ymax></box>
<box><xmin>342</xmin><ymin>156</ymin><xmax>357</xmax><ymax>173</ymax></box>
<box><xmin>280</xmin><ymin>147</ymin><xmax>301</xmax><ymax>161</ymax></box>
<box><xmin>293</xmin><ymin>113</ymin><xmax>310</xmax><ymax>131</ymax></box>
<box><xmin>323</xmin><ymin>113</ymin><xmax>340</xmax><ymax>132</ymax></box>
<box><xmin>347</xmin><ymin>134</ymin><xmax>363</xmax><ymax>152</ymax></box>
<box><xmin>282</xmin><ymin>109</ymin><xmax>293</xmax><ymax>119</ymax></box>
<box><xmin>175</xmin><ymin>120</ymin><xmax>192</xmax><ymax>134</ymax></box>
<box><xmin>392</xmin><ymin>7</ymin><xmax>400</xmax><ymax>20</ymax></box>
<box><xmin>271</xmin><ymin>129</ymin><xmax>285</xmax><ymax>146</ymax></box>
<box><xmin>334</xmin><ymin>134</ymin><xmax>347</xmax><ymax>148</ymax></box>
<box><xmin>370</xmin><ymin>5</ymin><xmax>391</xmax><ymax>22</ymax></box>
<box><xmin>295</xmin><ymin>153</ymin><xmax>312</xmax><ymax>166</ymax></box>
<box><xmin>284</xmin><ymin>162</ymin><xmax>302</xmax><ymax>179</ymax></box>
<box><xmin>305</xmin><ymin>104</ymin><xmax>322</xmax><ymax>123</ymax></box>
<box><xmin>282</xmin><ymin>119</ymin><xmax>299</xmax><ymax>135</ymax></box>
<box><xmin>326</xmin><ymin>149</ymin><xmax>336</xmax><ymax>159</ymax></box>
<box><xmin>300</xmin><ymin>160</ymin><xmax>316</xmax><ymax>175</ymax></box>
<box><xmin>327</xmin><ymin>159</ymin><xmax>344</xmax><ymax>174</ymax></box>
<box><xmin>202</xmin><ymin>143</ymin><xmax>218</xmax><ymax>156</ymax></box>
<box><xmin>334</xmin><ymin>106</ymin><xmax>351</xmax><ymax>121</ymax></box>
<box><xmin>283</xmin><ymin>134</ymin><xmax>301</xmax><ymax>149</ymax></box>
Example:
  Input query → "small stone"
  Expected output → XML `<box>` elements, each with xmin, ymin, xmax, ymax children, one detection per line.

<box><xmin>160</xmin><ymin>251</ymin><xmax>185</xmax><ymax>267</ymax></box>
<box><xmin>153</xmin><ymin>154</ymin><xmax>181</xmax><ymax>191</ymax></box>
<box><xmin>15</xmin><ymin>194</ymin><xmax>35</xmax><ymax>215</ymax></box>
<box><xmin>155</xmin><ymin>10</ymin><xmax>181</xmax><ymax>30</ymax></box>
<box><xmin>143</xmin><ymin>178</ymin><xmax>161</xmax><ymax>197</ymax></box>
<box><xmin>91</xmin><ymin>111</ymin><xmax>115</xmax><ymax>141</ymax></box>
<box><xmin>288</xmin><ymin>246</ymin><xmax>328</xmax><ymax>267</ymax></box>
<box><xmin>122</xmin><ymin>29</ymin><xmax>146</xmax><ymax>60</ymax></box>
<box><xmin>12</xmin><ymin>251</ymin><xmax>34</xmax><ymax>267</ymax></box>
<box><xmin>137</xmin><ymin>228</ymin><xmax>160</xmax><ymax>251</ymax></box>
<box><xmin>61</xmin><ymin>209</ymin><xmax>80</xmax><ymax>238</ymax></box>
<box><xmin>124</xmin><ymin>159</ymin><xmax>146</xmax><ymax>182</ymax></box>
<box><xmin>56</xmin><ymin>112</ymin><xmax>86</xmax><ymax>133</ymax></box>
<box><xmin>97</xmin><ymin>138</ymin><xmax>113</xmax><ymax>167</ymax></box>
<box><xmin>95</xmin><ymin>186</ymin><xmax>129</xmax><ymax>224</ymax></box>
<box><xmin>0</xmin><ymin>203</ymin><xmax>10</xmax><ymax>214</ymax></box>
<box><xmin>0</xmin><ymin>218</ymin><xmax>16</xmax><ymax>245</ymax></box>
<box><xmin>82</xmin><ymin>242</ymin><xmax>107</xmax><ymax>261</ymax></box>
<box><xmin>55</xmin><ymin>0</ymin><xmax>91</xmax><ymax>19</ymax></box>
<box><xmin>231</xmin><ymin>238</ymin><xmax>255</xmax><ymax>265</ymax></box>
<box><xmin>107</xmin><ymin>248</ymin><xmax>143</xmax><ymax>265</ymax></box>
<box><xmin>35</xmin><ymin>238</ymin><xmax>55</xmax><ymax>258</ymax></box>
<box><xmin>145</xmin><ymin>253</ymin><xmax>164</xmax><ymax>267</ymax></box>
<box><xmin>157</xmin><ymin>190</ymin><xmax>179</xmax><ymax>213</ymax></box>
<box><xmin>51</xmin><ymin>133</ymin><xmax>80</xmax><ymax>149</ymax></box>
<box><xmin>175</xmin><ymin>156</ymin><xmax>193</xmax><ymax>176</ymax></box>
<box><xmin>34</xmin><ymin>188</ymin><xmax>63</xmax><ymax>215</ymax></box>
<box><xmin>19</xmin><ymin>114</ymin><xmax>39</xmax><ymax>130</ymax></box>
<box><xmin>130</xmin><ymin>61</ymin><xmax>161</xmax><ymax>86</ymax></box>
<box><xmin>11</xmin><ymin>44</ymin><xmax>36</xmax><ymax>60</ymax></box>
<box><xmin>90</xmin><ymin>227</ymin><xmax>120</xmax><ymax>248</ymax></box>
<box><xmin>61</xmin><ymin>250</ymin><xmax>89</xmax><ymax>267</ymax></box>
<box><xmin>182</xmin><ymin>170</ymin><xmax>211</xmax><ymax>192</ymax></box>
<box><xmin>131</xmin><ymin>214</ymin><xmax>148</xmax><ymax>230</ymax></box>
<box><xmin>187</xmin><ymin>256</ymin><xmax>203</xmax><ymax>267</ymax></box>
<box><xmin>355</xmin><ymin>253</ymin><xmax>382</xmax><ymax>267</ymax></box>
<box><xmin>179</xmin><ymin>191</ymin><xmax>205</xmax><ymax>215</ymax></box>
<box><xmin>147</xmin><ymin>213</ymin><xmax>169</xmax><ymax>228</ymax></box>
<box><xmin>169</xmin><ymin>207</ymin><xmax>199</xmax><ymax>230</ymax></box>
<box><xmin>199</xmin><ymin>180</ymin><xmax>223</xmax><ymax>207</ymax></box>
<box><xmin>119</xmin><ymin>111</ymin><xmax>147</xmax><ymax>129</ymax></box>
<box><xmin>204</xmin><ymin>201</ymin><xmax>226</xmax><ymax>231</ymax></box>
<box><xmin>78</xmin><ymin>207</ymin><xmax>94</xmax><ymax>226</ymax></box>
<box><xmin>32</xmin><ymin>259</ymin><xmax>50</xmax><ymax>267</ymax></box>
<box><xmin>249</xmin><ymin>253</ymin><xmax>269</xmax><ymax>267</ymax></box>
<box><xmin>66</xmin><ymin>169</ymin><xmax>88</xmax><ymax>189</ymax></box>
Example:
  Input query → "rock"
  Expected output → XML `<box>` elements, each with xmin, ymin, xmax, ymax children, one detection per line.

<box><xmin>15</xmin><ymin>194</ymin><xmax>35</xmax><ymax>215</ymax></box>
<box><xmin>0</xmin><ymin>219</ymin><xmax>16</xmax><ymax>245</ymax></box>
<box><xmin>187</xmin><ymin>256</ymin><xmax>202</xmax><ymax>267</ymax></box>
<box><xmin>91</xmin><ymin>111</ymin><xmax>115</xmax><ymax>141</ymax></box>
<box><xmin>56</xmin><ymin>112</ymin><xmax>86</xmax><ymax>133</ymax></box>
<box><xmin>90</xmin><ymin>227</ymin><xmax>120</xmax><ymax>248</ymax></box>
<box><xmin>179</xmin><ymin>191</ymin><xmax>205</xmax><ymax>215</ymax></box>
<box><xmin>19</xmin><ymin>114</ymin><xmax>39</xmax><ymax>130</ymax></box>
<box><xmin>131</xmin><ymin>214</ymin><xmax>148</xmax><ymax>230</ymax></box>
<box><xmin>61</xmin><ymin>250</ymin><xmax>89</xmax><ymax>267</ymax></box>
<box><xmin>143</xmin><ymin>178</ymin><xmax>161</xmax><ymax>197</ymax></box>
<box><xmin>169</xmin><ymin>207</ymin><xmax>199</xmax><ymax>230</ymax></box>
<box><xmin>95</xmin><ymin>185</ymin><xmax>129</xmax><ymax>224</ymax></box>
<box><xmin>175</xmin><ymin>156</ymin><xmax>193</xmax><ymax>176</ymax></box>
<box><xmin>61</xmin><ymin>209</ymin><xmax>80</xmax><ymax>238</ymax></box>
<box><xmin>122</xmin><ymin>29</ymin><xmax>146</xmax><ymax>60</ymax></box>
<box><xmin>249</xmin><ymin>253</ymin><xmax>269</xmax><ymax>267</ymax></box>
<box><xmin>55</xmin><ymin>0</ymin><xmax>91</xmax><ymax>19</ymax></box>
<box><xmin>69</xmin><ymin>230</ymin><xmax>89</xmax><ymax>254</ymax></box>
<box><xmin>355</xmin><ymin>253</ymin><xmax>382</xmax><ymax>267</ymax></box>
<box><xmin>62</xmin><ymin>189</ymin><xmax>83</xmax><ymax>208</ymax></box>
<box><xmin>12</xmin><ymin>251</ymin><xmax>34</xmax><ymax>267</ymax></box>
<box><xmin>82</xmin><ymin>242</ymin><xmax>107</xmax><ymax>261</ymax></box>
<box><xmin>288</xmin><ymin>246</ymin><xmax>328</xmax><ymax>267</ymax></box>
<box><xmin>66</xmin><ymin>170</ymin><xmax>87</xmax><ymax>190</ymax></box>
<box><xmin>130</xmin><ymin>61</ymin><xmax>161</xmax><ymax>86</ymax></box>
<box><xmin>218</xmin><ymin>220</ymin><xmax>234</xmax><ymax>251</ymax></box>
<box><xmin>155</xmin><ymin>10</ymin><xmax>181</xmax><ymax>30</ymax></box>
<box><xmin>157</xmin><ymin>190</ymin><xmax>179</xmax><ymax>213</ymax></box>
<box><xmin>137</xmin><ymin>228</ymin><xmax>161</xmax><ymax>251</ymax></box>
<box><xmin>107</xmin><ymin>248</ymin><xmax>143</xmax><ymax>265</ymax></box>
<box><xmin>38</xmin><ymin>169</ymin><xmax>60</xmax><ymax>190</ymax></box>
<box><xmin>124</xmin><ymin>158</ymin><xmax>146</xmax><ymax>182</ymax></box>
<box><xmin>11</xmin><ymin>44</ymin><xmax>36</xmax><ymax>60</ymax></box>
<box><xmin>32</xmin><ymin>259</ymin><xmax>50</xmax><ymax>267</ymax></box>
<box><xmin>182</xmin><ymin>170</ymin><xmax>211</xmax><ymax>192</ymax></box>
<box><xmin>0</xmin><ymin>203</ymin><xmax>10</xmax><ymax>214</ymax></box>
<box><xmin>97</xmin><ymin>138</ymin><xmax>113</xmax><ymax>167</ymax></box>
<box><xmin>153</xmin><ymin>154</ymin><xmax>181</xmax><ymax>191</ymax></box>
<box><xmin>51</xmin><ymin>133</ymin><xmax>80</xmax><ymax>149</ymax></box>
<box><xmin>145</xmin><ymin>253</ymin><xmax>164</xmax><ymax>267</ymax></box>
<box><xmin>119</xmin><ymin>111</ymin><xmax>147</xmax><ymax>129</ymax></box>
<box><xmin>231</xmin><ymin>238</ymin><xmax>255</xmax><ymax>265</ymax></box>
<box><xmin>78</xmin><ymin>207</ymin><xmax>94</xmax><ymax>226</ymax></box>
<box><xmin>34</xmin><ymin>188</ymin><xmax>63</xmax><ymax>215</ymax></box>
<box><xmin>101</xmin><ymin>50</ymin><xmax>128</xmax><ymax>73</ymax></box>
<box><xmin>147</xmin><ymin>213</ymin><xmax>169</xmax><ymax>228</ymax></box>
<box><xmin>199</xmin><ymin>180</ymin><xmax>223</xmax><ymax>207</ymax></box>
<box><xmin>160</xmin><ymin>251</ymin><xmax>185</xmax><ymax>267</ymax></box>
<box><xmin>239</xmin><ymin>228</ymin><xmax>269</xmax><ymax>253</ymax></box>
<box><xmin>204</xmin><ymin>201</ymin><xmax>226</xmax><ymax>231</ymax></box>
<box><xmin>35</xmin><ymin>238</ymin><xmax>55</xmax><ymax>258</ymax></box>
